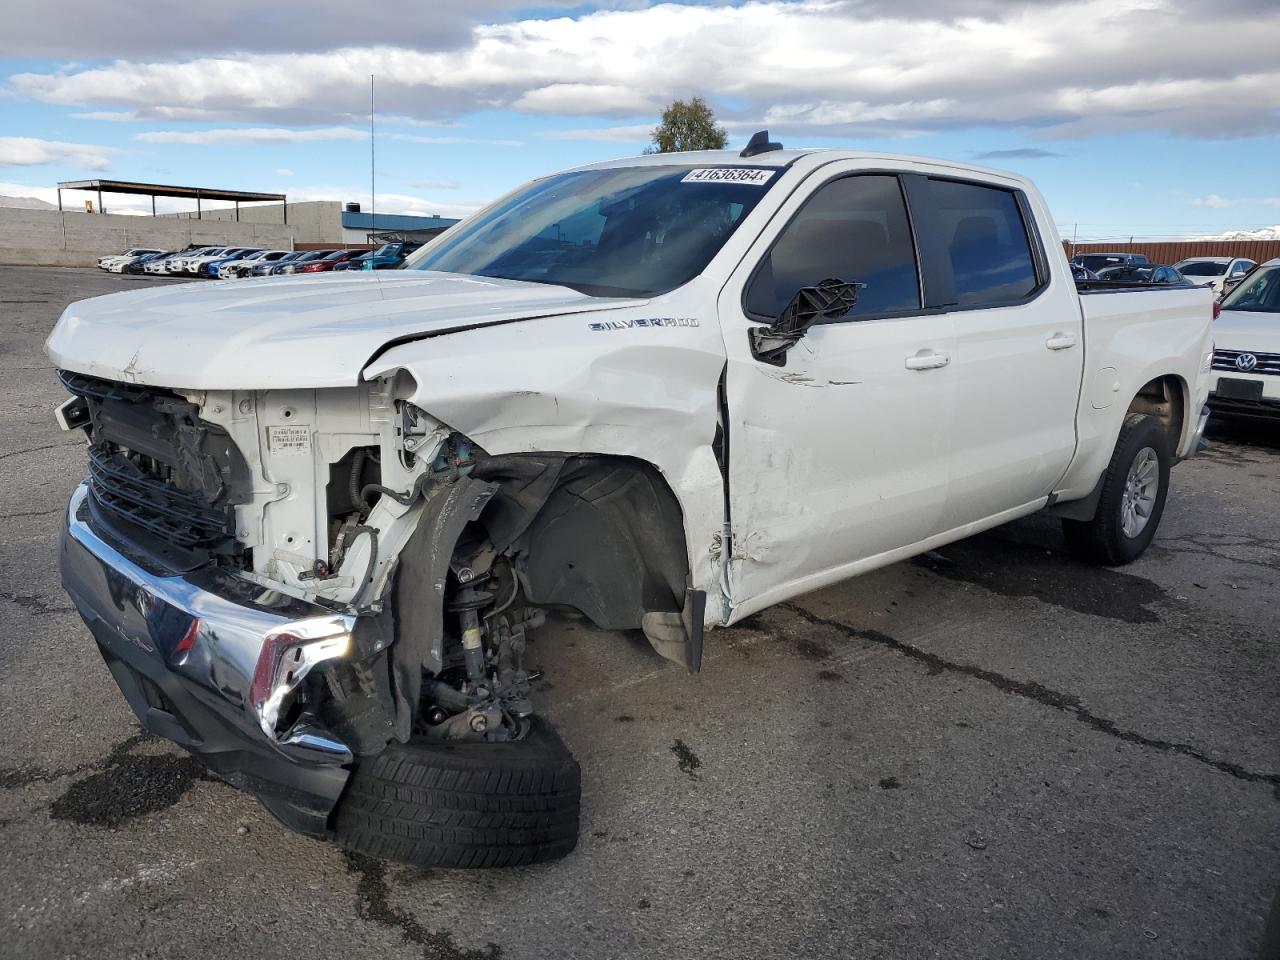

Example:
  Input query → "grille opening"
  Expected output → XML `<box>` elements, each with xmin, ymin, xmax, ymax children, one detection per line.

<box><xmin>61</xmin><ymin>369</ymin><xmax>250</xmax><ymax>565</ymax></box>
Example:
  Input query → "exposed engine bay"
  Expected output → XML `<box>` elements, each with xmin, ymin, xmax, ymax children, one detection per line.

<box><xmin>57</xmin><ymin>368</ymin><xmax>701</xmax><ymax>755</ymax></box>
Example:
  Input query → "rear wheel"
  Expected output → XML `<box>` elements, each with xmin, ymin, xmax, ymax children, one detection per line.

<box><xmin>1062</xmin><ymin>413</ymin><xmax>1171</xmax><ymax>565</ymax></box>
<box><xmin>332</xmin><ymin>716</ymin><xmax>580</xmax><ymax>869</ymax></box>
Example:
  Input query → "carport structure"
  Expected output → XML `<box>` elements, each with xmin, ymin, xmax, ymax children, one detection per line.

<box><xmin>55</xmin><ymin>179</ymin><xmax>288</xmax><ymax>222</ymax></box>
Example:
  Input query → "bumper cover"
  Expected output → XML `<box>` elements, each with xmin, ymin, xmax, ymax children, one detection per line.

<box><xmin>1208</xmin><ymin>391</ymin><xmax>1280</xmax><ymax>421</ymax></box>
<box><xmin>60</xmin><ymin>483</ymin><xmax>355</xmax><ymax>836</ymax></box>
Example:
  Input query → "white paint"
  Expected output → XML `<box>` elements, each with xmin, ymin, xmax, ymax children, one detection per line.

<box><xmin>1210</xmin><ymin>298</ymin><xmax>1280</xmax><ymax>402</ymax></box>
<box><xmin>47</xmin><ymin>147</ymin><xmax>1215</xmax><ymax>629</ymax></box>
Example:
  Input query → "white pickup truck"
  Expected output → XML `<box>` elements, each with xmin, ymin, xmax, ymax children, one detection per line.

<box><xmin>48</xmin><ymin>138</ymin><xmax>1214</xmax><ymax>869</ymax></box>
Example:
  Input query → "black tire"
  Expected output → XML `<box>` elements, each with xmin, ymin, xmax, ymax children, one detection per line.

<box><xmin>1062</xmin><ymin>412</ymin><xmax>1171</xmax><ymax>565</ymax></box>
<box><xmin>332</xmin><ymin>716</ymin><xmax>580</xmax><ymax>869</ymax></box>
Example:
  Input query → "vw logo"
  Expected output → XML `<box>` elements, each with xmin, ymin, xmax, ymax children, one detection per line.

<box><xmin>1236</xmin><ymin>353</ymin><xmax>1259</xmax><ymax>372</ymax></box>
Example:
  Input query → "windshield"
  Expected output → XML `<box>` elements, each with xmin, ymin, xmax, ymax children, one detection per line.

<box><xmin>1220</xmin><ymin>266</ymin><xmax>1280</xmax><ymax>313</ymax></box>
<box><xmin>1076</xmin><ymin>255</ymin><xmax>1129</xmax><ymax>271</ymax></box>
<box><xmin>1098</xmin><ymin>265</ymin><xmax>1151</xmax><ymax>280</ymax></box>
<box><xmin>1178</xmin><ymin>261</ymin><xmax>1228</xmax><ymax>277</ymax></box>
<box><xmin>406</xmin><ymin>164</ymin><xmax>782</xmax><ymax>297</ymax></box>
<box><xmin>373</xmin><ymin>244</ymin><xmax>398</xmax><ymax>257</ymax></box>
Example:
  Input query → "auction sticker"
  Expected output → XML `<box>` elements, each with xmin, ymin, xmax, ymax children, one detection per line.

<box><xmin>681</xmin><ymin>168</ymin><xmax>775</xmax><ymax>186</ymax></box>
<box><xmin>267</xmin><ymin>424</ymin><xmax>312</xmax><ymax>455</ymax></box>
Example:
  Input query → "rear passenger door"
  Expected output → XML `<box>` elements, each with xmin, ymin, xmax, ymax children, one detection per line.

<box><xmin>907</xmin><ymin>176</ymin><xmax>1084</xmax><ymax>531</ymax></box>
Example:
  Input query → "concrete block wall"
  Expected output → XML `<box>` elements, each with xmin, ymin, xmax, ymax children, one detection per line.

<box><xmin>0</xmin><ymin>208</ymin><xmax>296</xmax><ymax>267</ymax></box>
<box><xmin>167</xmin><ymin>201</ymin><xmax>340</xmax><ymax>243</ymax></box>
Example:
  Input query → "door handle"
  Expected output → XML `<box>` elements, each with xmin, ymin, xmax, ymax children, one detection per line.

<box><xmin>904</xmin><ymin>350</ymin><xmax>950</xmax><ymax>371</ymax></box>
<box><xmin>1046</xmin><ymin>332</ymin><xmax>1077</xmax><ymax>350</ymax></box>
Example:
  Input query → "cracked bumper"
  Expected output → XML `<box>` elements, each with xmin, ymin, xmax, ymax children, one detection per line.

<box><xmin>59</xmin><ymin>483</ymin><xmax>353</xmax><ymax>836</ymax></box>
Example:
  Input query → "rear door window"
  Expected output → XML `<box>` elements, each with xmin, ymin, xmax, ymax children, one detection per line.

<box><xmin>927</xmin><ymin>180</ymin><xmax>1040</xmax><ymax>307</ymax></box>
<box><xmin>745</xmin><ymin>175</ymin><xmax>921</xmax><ymax>320</ymax></box>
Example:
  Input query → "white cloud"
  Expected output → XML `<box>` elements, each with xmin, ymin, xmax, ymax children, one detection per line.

<box><xmin>1191</xmin><ymin>194</ymin><xmax>1232</xmax><ymax>209</ymax></box>
<box><xmin>8</xmin><ymin>0</ymin><xmax>1280</xmax><ymax>141</ymax></box>
<box><xmin>539</xmin><ymin>124</ymin><xmax>653</xmax><ymax>143</ymax></box>
<box><xmin>407</xmin><ymin>178</ymin><xmax>460</xmax><ymax>190</ymax></box>
<box><xmin>390</xmin><ymin>134</ymin><xmax>523</xmax><ymax>147</ymax></box>
<box><xmin>275</xmin><ymin>167</ymin><xmax>294</xmax><ymax>176</ymax></box>
<box><xmin>512</xmin><ymin>83</ymin><xmax>657</xmax><ymax>116</ymax></box>
<box><xmin>284</xmin><ymin>184</ymin><xmax>485</xmax><ymax>220</ymax></box>
<box><xmin>0</xmin><ymin>136</ymin><xmax>115</xmax><ymax>171</ymax></box>
<box><xmin>1186</xmin><ymin>225</ymin><xmax>1280</xmax><ymax>242</ymax></box>
<box><xmin>0</xmin><ymin>0</ymin><xmax>587</xmax><ymax>58</ymax></box>
<box><xmin>0</xmin><ymin>179</ymin><xmax>241</xmax><ymax>215</ymax></box>
<box><xmin>71</xmin><ymin>111</ymin><xmax>138</xmax><ymax>121</ymax></box>
<box><xmin>136</xmin><ymin>126</ymin><xmax>367</xmax><ymax>144</ymax></box>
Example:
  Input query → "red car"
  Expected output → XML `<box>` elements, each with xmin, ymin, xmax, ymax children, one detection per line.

<box><xmin>293</xmin><ymin>249</ymin><xmax>367</xmax><ymax>274</ymax></box>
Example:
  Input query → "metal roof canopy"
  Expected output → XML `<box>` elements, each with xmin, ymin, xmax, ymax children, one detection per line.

<box><xmin>56</xmin><ymin>179</ymin><xmax>287</xmax><ymax>222</ymax></box>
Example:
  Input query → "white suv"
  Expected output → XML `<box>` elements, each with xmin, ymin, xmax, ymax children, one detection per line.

<box><xmin>1209</xmin><ymin>259</ymin><xmax>1280</xmax><ymax>420</ymax></box>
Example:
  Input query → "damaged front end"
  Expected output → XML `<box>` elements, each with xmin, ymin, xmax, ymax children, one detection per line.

<box><xmin>56</xmin><ymin>367</ymin><xmax>700</xmax><ymax>835</ymax></box>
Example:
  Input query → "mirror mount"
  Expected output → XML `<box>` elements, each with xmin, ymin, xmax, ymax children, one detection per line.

<box><xmin>749</xmin><ymin>278</ymin><xmax>864</xmax><ymax>366</ymax></box>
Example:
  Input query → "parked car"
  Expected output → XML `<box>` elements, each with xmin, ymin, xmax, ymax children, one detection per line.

<box><xmin>215</xmin><ymin>250</ymin><xmax>270</xmax><ymax>279</ymax></box>
<box><xmin>1173</xmin><ymin>256</ymin><xmax>1256</xmax><ymax>297</ymax></box>
<box><xmin>97</xmin><ymin>248</ymin><xmax>163</xmax><ymax>271</ymax></box>
<box><xmin>146</xmin><ymin>252</ymin><xmax>195</xmax><ymax>273</ymax></box>
<box><xmin>251</xmin><ymin>251</ymin><xmax>305</xmax><ymax>277</ymax></box>
<box><xmin>334</xmin><ymin>241</ymin><xmax>423</xmax><ymax>270</ymax></box>
<box><xmin>117</xmin><ymin>251</ymin><xmax>171</xmax><ymax>275</ymax></box>
<box><xmin>1071</xmin><ymin>251</ymin><xmax>1150</xmax><ymax>274</ymax></box>
<box><xmin>47</xmin><ymin>143</ymin><xmax>1214</xmax><ymax>870</ymax></box>
<box><xmin>273</xmin><ymin>249</ymin><xmax>339</xmax><ymax>274</ymax></box>
<box><xmin>167</xmin><ymin>247</ymin><xmax>225</xmax><ymax>275</ymax></box>
<box><xmin>198</xmin><ymin>247</ymin><xmax>262</xmax><ymax>278</ymax></box>
<box><xmin>1071</xmin><ymin>263</ymin><xmax>1099</xmax><ymax>281</ymax></box>
<box><xmin>332</xmin><ymin>252</ymin><xmax>371</xmax><ymax>271</ymax></box>
<box><xmin>292</xmin><ymin>249</ymin><xmax>367</xmax><ymax>274</ymax></box>
<box><xmin>219</xmin><ymin>250</ymin><xmax>294</xmax><ymax>279</ymax></box>
<box><xmin>1095</xmin><ymin>263</ymin><xmax>1190</xmax><ymax>285</ymax></box>
<box><xmin>1207</xmin><ymin>258</ymin><xmax>1280</xmax><ymax>420</ymax></box>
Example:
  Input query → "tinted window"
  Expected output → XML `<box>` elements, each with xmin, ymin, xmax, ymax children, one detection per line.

<box><xmin>409</xmin><ymin>165</ymin><xmax>778</xmax><ymax>298</ymax></box>
<box><xmin>1179</xmin><ymin>261</ymin><xmax>1227</xmax><ymax>276</ymax></box>
<box><xmin>1077</xmin><ymin>255</ymin><xmax>1126</xmax><ymax>272</ymax></box>
<box><xmin>745</xmin><ymin>175</ymin><xmax>920</xmax><ymax>319</ymax></box>
<box><xmin>929</xmin><ymin>180</ymin><xmax>1039</xmax><ymax>306</ymax></box>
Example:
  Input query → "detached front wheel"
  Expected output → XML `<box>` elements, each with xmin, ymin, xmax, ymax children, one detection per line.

<box><xmin>1062</xmin><ymin>412</ymin><xmax>1171</xmax><ymax>565</ymax></box>
<box><xmin>333</xmin><ymin>717</ymin><xmax>580</xmax><ymax>868</ymax></box>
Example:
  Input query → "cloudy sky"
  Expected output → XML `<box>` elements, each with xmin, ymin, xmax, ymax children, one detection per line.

<box><xmin>2</xmin><ymin>0</ymin><xmax>1278</xmax><ymax>239</ymax></box>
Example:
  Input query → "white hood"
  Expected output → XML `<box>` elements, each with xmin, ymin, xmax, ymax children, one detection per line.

<box><xmin>46</xmin><ymin>271</ymin><xmax>644</xmax><ymax>390</ymax></box>
<box><xmin>1214</xmin><ymin>308</ymin><xmax>1280</xmax><ymax>354</ymax></box>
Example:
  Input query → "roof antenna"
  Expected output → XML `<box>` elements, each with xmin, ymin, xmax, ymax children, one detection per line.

<box><xmin>740</xmin><ymin>130</ymin><xmax>783</xmax><ymax>158</ymax></box>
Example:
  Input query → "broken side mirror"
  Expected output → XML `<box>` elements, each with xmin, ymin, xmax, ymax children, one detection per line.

<box><xmin>749</xmin><ymin>278</ymin><xmax>864</xmax><ymax>366</ymax></box>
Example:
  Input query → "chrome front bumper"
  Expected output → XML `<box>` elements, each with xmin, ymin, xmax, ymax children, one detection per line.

<box><xmin>60</xmin><ymin>483</ymin><xmax>355</xmax><ymax>833</ymax></box>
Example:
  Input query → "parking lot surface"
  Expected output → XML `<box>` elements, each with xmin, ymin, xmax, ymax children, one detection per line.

<box><xmin>1</xmin><ymin>266</ymin><xmax>1277</xmax><ymax>960</ymax></box>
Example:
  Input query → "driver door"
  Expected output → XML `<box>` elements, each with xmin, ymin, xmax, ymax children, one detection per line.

<box><xmin>719</xmin><ymin>169</ymin><xmax>957</xmax><ymax>618</ymax></box>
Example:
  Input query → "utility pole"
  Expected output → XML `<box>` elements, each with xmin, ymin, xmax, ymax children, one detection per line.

<box><xmin>370</xmin><ymin>74</ymin><xmax>376</xmax><ymax>244</ymax></box>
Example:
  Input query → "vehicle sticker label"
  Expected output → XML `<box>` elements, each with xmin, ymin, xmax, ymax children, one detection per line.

<box><xmin>681</xmin><ymin>168</ymin><xmax>775</xmax><ymax>186</ymax></box>
<box><xmin>267</xmin><ymin>425</ymin><xmax>312</xmax><ymax>455</ymax></box>
<box><xmin>589</xmin><ymin>317</ymin><xmax>701</xmax><ymax>331</ymax></box>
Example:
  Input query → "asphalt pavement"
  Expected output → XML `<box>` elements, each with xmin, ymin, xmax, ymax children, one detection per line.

<box><xmin>1</xmin><ymin>266</ymin><xmax>1277</xmax><ymax>960</ymax></box>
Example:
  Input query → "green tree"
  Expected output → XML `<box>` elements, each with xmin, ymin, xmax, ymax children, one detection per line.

<box><xmin>646</xmin><ymin>96</ymin><xmax>729</xmax><ymax>153</ymax></box>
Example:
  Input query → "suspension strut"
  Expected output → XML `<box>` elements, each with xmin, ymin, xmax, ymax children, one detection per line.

<box><xmin>449</xmin><ymin>584</ymin><xmax>492</xmax><ymax>684</ymax></box>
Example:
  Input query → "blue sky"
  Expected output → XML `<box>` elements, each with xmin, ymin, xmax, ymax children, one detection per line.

<box><xmin>2</xmin><ymin>0</ymin><xmax>1279</xmax><ymax>240</ymax></box>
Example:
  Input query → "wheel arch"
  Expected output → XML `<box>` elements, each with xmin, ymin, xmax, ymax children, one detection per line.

<box><xmin>1126</xmin><ymin>373</ymin><xmax>1188</xmax><ymax>452</ymax></box>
